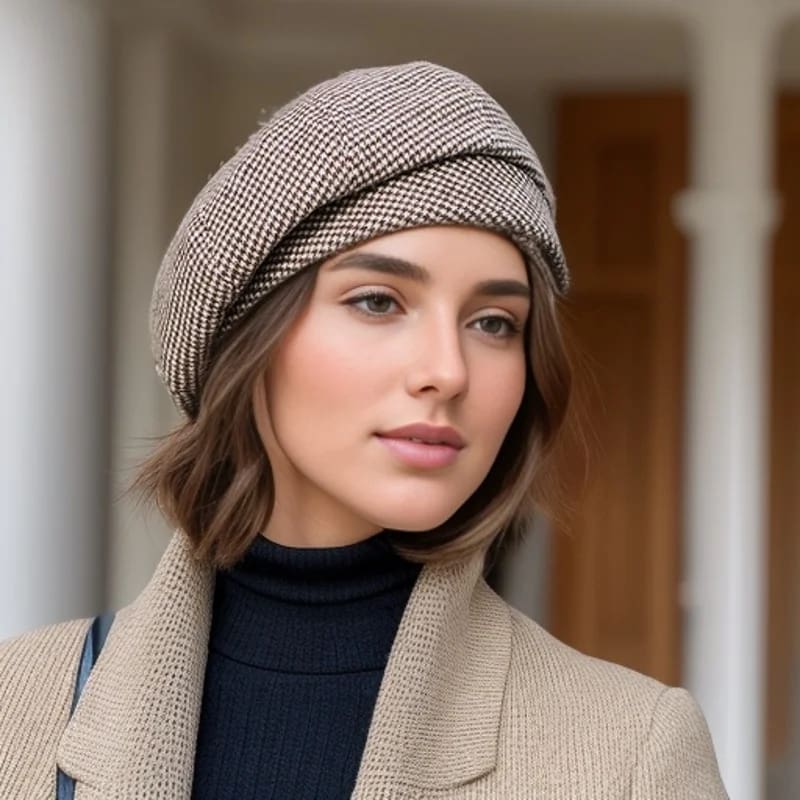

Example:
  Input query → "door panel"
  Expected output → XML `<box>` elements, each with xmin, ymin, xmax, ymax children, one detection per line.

<box><xmin>551</xmin><ymin>94</ymin><xmax>687</xmax><ymax>685</ymax></box>
<box><xmin>766</xmin><ymin>93</ymin><xmax>800</xmax><ymax>758</ymax></box>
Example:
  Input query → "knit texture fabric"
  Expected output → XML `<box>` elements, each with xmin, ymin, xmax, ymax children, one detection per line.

<box><xmin>0</xmin><ymin>529</ymin><xmax>728</xmax><ymax>798</ymax></box>
<box><xmin>0</xmin><ymin>617</ymin><xmax>91</xmax><ymax>796</ymax></box>
<box><xmin>191</xmin><ymin>531</ymin><xmax>422</xmax><ymax>799</ymax></box>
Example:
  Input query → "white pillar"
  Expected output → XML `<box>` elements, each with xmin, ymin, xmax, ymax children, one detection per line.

<box><xmin>674</xmin><ymin>4</ymin><xmax>779</xmax><ymax>798</ymax></box>
<box><xmin>107</xmin><ymin>26</ymin><xmax>179</xmax><ymax>610</ymax></box>
<box><xmin>0</xmin><ymin>0</ymin><xmax>109</xmax><ymax>638</ymax></box>
<box><xmin>498</xmin><ymin>516</ymin><xmax>552</xmax><ymax>624</ymax></box>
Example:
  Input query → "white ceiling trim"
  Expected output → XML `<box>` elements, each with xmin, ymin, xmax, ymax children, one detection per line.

<box><xmin>99</xmin><ymin>0</ymin><xmax>800</xmax><ymax>86</ymax></box>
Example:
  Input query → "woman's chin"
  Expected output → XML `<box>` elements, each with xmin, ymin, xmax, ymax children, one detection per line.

<box><xmin>368</xmin><ymin>505</ymin><xmax>459</xmax><ymax>534</ymax></box>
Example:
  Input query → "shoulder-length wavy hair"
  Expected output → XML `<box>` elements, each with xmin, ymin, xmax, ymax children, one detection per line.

<box><xmin>127</xmin><ymin>244</ymin><xmax>573</xmax><ymax>571</ymax></box>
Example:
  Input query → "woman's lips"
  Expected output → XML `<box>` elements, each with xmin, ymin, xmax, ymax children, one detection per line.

<box><xmin>374</xmin><ymin>435</ymin><xmax>461</xmax><ymax>469</ymax></box>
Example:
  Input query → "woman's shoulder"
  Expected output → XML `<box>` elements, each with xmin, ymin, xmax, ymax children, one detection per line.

<box><xmin>0</xmin><ymin>615</ymin><xmax>92</xmax><ymax>681</ymax></box>
<box><xmin>0</xmin><ymin>617</ymin><xmax>93</xmax><ymax>797</ymax></box>
<box><xmin>505</xmin><ymin>602</ymin><xmax>668</xmax><ymax>705</ymax></box>
<box><xmin>498</xmin><ymin>602</ymin><xmax>728</xmax><ymax>798</ymax></box>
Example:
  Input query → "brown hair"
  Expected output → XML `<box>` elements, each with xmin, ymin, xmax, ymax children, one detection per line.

<box><xmin>126</xmin><ymin>251</ymin><xmax>573</xmax><ymax>571</ymax></box>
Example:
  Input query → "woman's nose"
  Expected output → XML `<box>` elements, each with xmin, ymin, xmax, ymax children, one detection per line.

<box><xmin>404</xmin><ymin>317</ymin><xmax>469</xmax><ymax>400</ymax></box>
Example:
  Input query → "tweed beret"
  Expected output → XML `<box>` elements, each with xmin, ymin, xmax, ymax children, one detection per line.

<box><xmin>150</xmin><ymin>60</ymin><xmax>569</xmax><ymax>418</ymax></box>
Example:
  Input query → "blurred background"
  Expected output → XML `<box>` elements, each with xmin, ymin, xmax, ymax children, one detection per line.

<box><xmin>1</xmin><ymin>0</ymin><xmax>798</xmax><ymax>798</ymax></box>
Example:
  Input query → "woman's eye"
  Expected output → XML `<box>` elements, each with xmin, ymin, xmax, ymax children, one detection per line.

<box><xmin>345</xmin><ymin>292</ymin><xmax>521</xmax><ymax>339</ymax></box>
<box><xmin>474</xmin><ymin>316</ymin><xmax>522</xmax><ymax>339</ymax></box>
<box><xmin>346</xmin><ymin>291</ymin><xmax>398</xmax><ymax>316</ymax></box>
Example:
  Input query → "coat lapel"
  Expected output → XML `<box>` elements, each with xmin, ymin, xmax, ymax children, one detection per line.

<box><xmin>56</xmin><ymin>530</ymin><xmax>511</xmax><ymax>798</ymax></box>
<box><xmin>56</xmin><ymin>531</ymin><xmax>215</xmax><ymax>798</ymax></box>
<box><xmin>352</xmin><ymin>548</ymin><xmax>511</xmax><ymax>797</ymax></box>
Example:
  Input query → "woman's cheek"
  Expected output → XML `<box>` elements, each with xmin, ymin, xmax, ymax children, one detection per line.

<box><xmin>475</xmin><ymin>357</ymin><xmax>526</xmax><ymax>432</ymax></box>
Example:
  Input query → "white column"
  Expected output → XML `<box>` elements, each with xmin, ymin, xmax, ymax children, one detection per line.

<box><xmin>0</xmin><ymin>0</ymin><xmax>109</xmax><ymax>638</ymax></box>
<box><xmin>498</xmin><ymin>516</ymin><xmax>552</xmax><ymax>624</ymax></box>
<box><xmin>107</xmin><ymin>26</ymin><xmax>179</xmax><ymax>610</ymax></box>
<box><xmin>674</xmin><ymin>4</ymin><xmax>779</xmax><ymax>798</ymax></box>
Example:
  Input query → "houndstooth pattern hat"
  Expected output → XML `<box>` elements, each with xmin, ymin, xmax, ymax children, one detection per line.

<box><xmin>150</xmin><ymin>60</ymin><xmax>570</xmax><ymax>418</ymax></box>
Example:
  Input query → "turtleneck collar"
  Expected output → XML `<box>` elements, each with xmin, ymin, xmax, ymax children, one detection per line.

<box><xmin>208</xmin><ymin>530</ymin><xmax>424</xmax><ymax>674</ymax></box>
<box><xmin>227</xmin><ymin>529</ymin><xmax>423</xmax><ymax>605</ymax></box>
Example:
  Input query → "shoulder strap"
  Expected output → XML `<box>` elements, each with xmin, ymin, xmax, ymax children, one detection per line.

<box><xmin>55</xmin><ymin>611</ymin><xmax>116</xmax><ymax>800</ymax></box>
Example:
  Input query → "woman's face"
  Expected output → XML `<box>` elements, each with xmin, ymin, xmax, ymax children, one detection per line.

<box><xmin>252</xmin><ymin>225</ymin><xmax>530</xmax><ymax>547</ymax></box>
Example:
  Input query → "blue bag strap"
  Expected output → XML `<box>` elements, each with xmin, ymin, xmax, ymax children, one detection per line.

<box><xmin>55</xmin><ymin>611</ymin><xmax>115</xmax><ymax>800</ymax></box>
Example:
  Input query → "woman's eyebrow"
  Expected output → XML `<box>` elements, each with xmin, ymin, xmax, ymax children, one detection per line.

<box><xmin>328</xmin><ymin>251</ymin><xmax>530</xmax><ymax>299</ymax></box>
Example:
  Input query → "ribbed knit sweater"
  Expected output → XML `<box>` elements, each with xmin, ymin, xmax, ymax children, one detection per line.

<box><xmin>190</xmin><ymin>531</ymin><xmax>423</xmax><ymax>800</ymax></box>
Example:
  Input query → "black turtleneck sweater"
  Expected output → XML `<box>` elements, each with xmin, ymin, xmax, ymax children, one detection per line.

<box><xmin>191</xmin><ymin>530</ymin><xmax>423</xmax><ymax>800</ymax></box>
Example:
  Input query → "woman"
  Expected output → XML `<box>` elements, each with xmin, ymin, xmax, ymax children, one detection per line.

<box><xmin>0</xmin><ymin>61</ymin><xmax>727</xmax><ymax>798</ymax></box>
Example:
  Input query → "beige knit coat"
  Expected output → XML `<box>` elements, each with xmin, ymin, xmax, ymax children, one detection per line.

<box><xmin>0</xmin><ymin>530</ymin><xmax>728</xmax><ymax>799</ymax></box>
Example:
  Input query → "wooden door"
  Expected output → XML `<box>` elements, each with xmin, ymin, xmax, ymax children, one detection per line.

<box><xmin>550</xmin><ymin>94</ymin><xmax>687</xmax><ymax>685</ymax></box>
<box><xmin>766</xmin><ymin>93</ymin><xmax>800</xmax><ymax>758</ymax></box>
